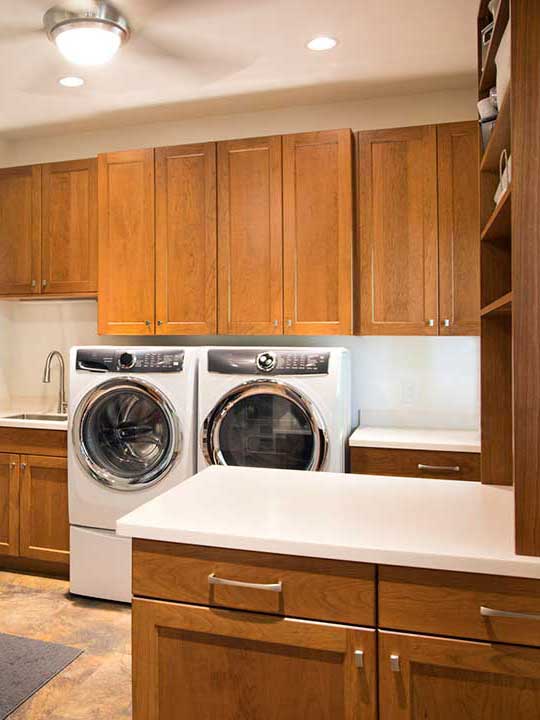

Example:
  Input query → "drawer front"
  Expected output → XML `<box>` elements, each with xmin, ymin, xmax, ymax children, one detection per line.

<box><xmin>379</xmin><ymin>566</ymin><xmax>540</xmax><ymax>647</ymax></box>
<box><xmin>133</xmin><ymin>540</ymin><xmax>375</xmax><ymax>626</ymax></box>
<box><xmin>350</xmin><ymin>446</ymin><xmax>480</xmax><ymax>481</ymax></box>
<box><xmin>0</xmin><ymin>427</ymin><xmax>67</xmax><ymax>457</ymax></box>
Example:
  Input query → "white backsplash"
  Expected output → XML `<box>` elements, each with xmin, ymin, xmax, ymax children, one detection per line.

<box><xmin>0</xmin><ymin>300</ymin><xmax>480</xmax><ymax>429</ymax></box>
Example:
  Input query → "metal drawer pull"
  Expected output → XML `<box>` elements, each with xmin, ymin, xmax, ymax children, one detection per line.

<box><xmin>208</xmin><ymin>573</ymin><xmax>282</xmax><ymax>593</ymax></box>
<box><xmin>354</xmin><ymin>650</ymin><xmax>364</xmax><ymax>669</ymax></box>
<box><xmin>481</xmin><ymin>606</ymin><xmax>540</xmax><ymax>621</ymax></box>
<box><xmin>390</xmin><ymin>654</ymin><xmax>400</xmax><ymax>672</ymax></box>
<box><xmin>418</xmin><ymin>464</ymin><xmax>460</xmax><ymax>472</ymax></box>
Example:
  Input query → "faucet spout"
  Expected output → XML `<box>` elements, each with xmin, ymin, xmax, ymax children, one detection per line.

<box><xmin>42</xmin><ymin>351</ymin><xmax>67</xmax><ymax>415</ymax></box>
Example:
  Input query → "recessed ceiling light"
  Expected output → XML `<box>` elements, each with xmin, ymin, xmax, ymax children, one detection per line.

<box><xmin>44</xmin><ymin>3</ymin><xmax>129</xmax><ymax>66</ymax></box>
<box><xmin>307</xmin><ymin>36</ymin><xmax>337</xmax><ymax>51</ymax></box>
<box><xmin>59</xmin><ymin>76</ymin><xmax>85</xmax><ymax>88</ymax></box>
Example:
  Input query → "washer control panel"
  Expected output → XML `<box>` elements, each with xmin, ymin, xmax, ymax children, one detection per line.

<box><xmin>76</xmin><ymin>348</ymin><xmax>184</xmax><ymax>374</ymax></box>
<box><xmin>208</xmin><ymin>349</ymin><xmax>330</xmax><ymax>375</ymax></box>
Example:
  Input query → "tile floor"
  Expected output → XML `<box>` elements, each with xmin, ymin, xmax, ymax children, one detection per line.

<box><xmin>0</xmin><ymin>571</ymin><xmax>131</xmax><ymax>719</ymax></box>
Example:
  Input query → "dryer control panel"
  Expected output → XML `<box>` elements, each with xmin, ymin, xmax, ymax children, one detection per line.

<box><xmin>76</xmin><ymin>348</ymin><xmax>184</xmax><ymax>373</ymax></box>
<box><xmin>208</xmin><ymin>349</ymin><xmax>330</xmax><ymax>375</ymax></box>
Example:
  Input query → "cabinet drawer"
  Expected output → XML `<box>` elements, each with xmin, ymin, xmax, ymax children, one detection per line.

<box><xmin>379</xmin><ymin>566</ymin><xmax>540</xmax><ymax>648</ymax></box>
<box><xmin>350</xmin><ymin>446</ymin><xmax>480</xmax><ymax>481</ymax></box>
<box><xmin>133</xmin><ymin>540</ymin><xmax>375</xmax><ymax>626</ymax></box>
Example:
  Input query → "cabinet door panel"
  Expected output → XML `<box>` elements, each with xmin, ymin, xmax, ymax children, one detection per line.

<box><xmin>0</xmin><ymin>165</ymin><xmax>41</xmax><ymax>295</ymax></box>
<box><xmin>98</xmin><ymin>149</ymin><xmax>155</xmax><ymax>335</ymax></box>
<box><xmin>133</xmin><ymin>598</ymin><xmax>376</xmax><ymax>720</ymax></box>
<box><xmin>379</xmin><ymin>630</ymin><xmax>540</xmax><ymax>719</ymax></box>
<box><xmin>438</xmin><ymin>122</ymin><xmax>480</xmax><ymax>335</ymax></box>
<box><xmin>218</xmin><ymin>136</ymin><xmax>283</xmax><ymax>335</ymax></box>
<box><xmin>19</xmin><ymin>455</ymin><xmax>69</xmax><ymax>565</ymax></box>
<box><xmin>0</xmin><ymin>454</ymin><xmax>19</xmax><ymax>557</ymax></box>
<box><xmin>283</xmin><ymin>129</ymin><xmax>353</xmax><ymax>335</ymax></box>
<box><xmin>42</xmin><ymin>158</ymin><xmax>98</xmax><ymax>294</ymax></box>
<box><xmin>155</xmin><ymin>143</ymin><xmax>217</xmax><ymax>335</ymax></box>
<box><xmin>358</xmin><ymin>126</ymin><xmax>438</xmax><ymax>335</ymax></box>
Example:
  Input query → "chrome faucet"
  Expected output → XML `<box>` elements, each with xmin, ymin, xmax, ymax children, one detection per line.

<box><xmin>42</xmin><ymin>351</ymin><xmax>67</xmax><ymax>414</ymax></box>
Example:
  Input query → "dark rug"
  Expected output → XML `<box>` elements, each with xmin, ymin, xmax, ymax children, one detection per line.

<box><xmin>0</xmin><ymin>632</ymin><xmax>82</xmax><ymax>718</ymax></box>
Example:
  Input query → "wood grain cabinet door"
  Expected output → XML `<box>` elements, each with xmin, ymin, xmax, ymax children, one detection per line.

<box><xmin>133</xmin><ymin>598</ymin><xmax>377</xmax><ymax>720</ymax></box>
<box><xmin>155</xmin><ymin>143</ymin><xmax>217</xmax><ymax>335</ymax></box>
<box><xmin>379</xmin><ymin>630</ymin><xmax>540</xmax><ymax>719</ymax></box>
<box><xmin>19</xmin><ymin>455</ymin><xmax>69</xmax><ymax>565</ymax></box>
<box><xmin>358</xmin><ymin>126</ymin><xmax>438</xmax><ymax>335</ymax></box>
<box><xmin>0</xmin><ymin>165</ymin><xmax>41</xmax><ymax>296</ymax></box>
<box><xmin>41</xmin><ymin>158</ymin><xmax>98</xmax><ymax>295</ymax></box>
<box><xmin>217</xmin><ymin>136</ymin><xmax>283</xmax><ymax>335</ymax></box>
<box><xmin>0</xmin><ymin>453</ymin><xmax>19</xmax><ymax>557</ymax></box>
<box><xmin>98</xmin><ymin>149</ymin><xmax>156</xmax><ymax>335</ymax></box>
<box><xmin>283</xmin><ymin>129</ymin><xmax>353</xmax><ymax>335</ymax></box>
<box><xmin>437</xmin><ymin>122</ymin><xmax>480</xmax><ymax>336</ymax></box>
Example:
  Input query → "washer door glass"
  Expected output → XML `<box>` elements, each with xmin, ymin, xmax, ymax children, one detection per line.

<box><xmin>206</xmin><ymin>383</ymin><xmax>327</xmax><ymax>471</ymax></box>
<box><xmin>76</xmin><ymin>380</ymin><xmax>179</xmax><ymax>490</ymax></box>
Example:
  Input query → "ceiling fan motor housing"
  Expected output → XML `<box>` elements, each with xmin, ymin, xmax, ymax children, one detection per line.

<box><xmin>43</xmin><ymin>2</ymin><xmax>131</xmax><ymax>43</ymax></box>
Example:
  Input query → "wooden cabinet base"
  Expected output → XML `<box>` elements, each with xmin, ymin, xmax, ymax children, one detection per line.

<box><xmin>0</xmin><ymin>554</ymin><xmax>69</xmax><ymax>579</ymax></box>
<box><xmin>133</xmin><ymin>598</ymin><xmax>377</xmax><ymax>720</ymax></box>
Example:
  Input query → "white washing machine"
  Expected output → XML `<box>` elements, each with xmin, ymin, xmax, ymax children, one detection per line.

<box><xmin>69</xmin><ymin>346</ymin><xmax>197</xmax><ymax>602</ymax></box>
<box><xmin>198</xmin><ymin>347</ymin><xmax>350</xmax><ymax>473</ymax></box>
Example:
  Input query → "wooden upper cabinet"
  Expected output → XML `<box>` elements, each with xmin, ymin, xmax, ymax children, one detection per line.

<box><xmin>133</xmin><ymin>598</ymin><xmax>377</xmax><ymax>720</ymax></box>
<box><xmin>358</xmin><ymin>125</ymin><xmax>438</xmax><ymax>335</ymax></box>
<box><xmin>98</xmin><ymin>149</ymin><xmax>156</xmax><ymax>335</ymax></box>
<box><xmin>217</xmin><ymin>136</ymin><xmax>283</xmax><ymax>335</ymax></box>
<box><xmin>19</xmin><ymin>455</ymin><xmax>69</xmax><ymax>565</ymax></box>
<box><xmin>379</xmin><ymin>630</ymin><xmax>540</xmax><ymax>719</ymax></box>
<box><xmin>42</xmin><ymin>158</ymin><xmax>98</xmax><ymax>295</ymax></box>
<box><xmin>0</xmin><ymin>453</ymin><xmax>19</xmax><ymax>557</ymax></box>
<box><xmin>155</xmin><ymin>143</ymin><xmax>217</xmax><ymax>335</ymax></box>
<box><xmin>437</xmin><ymin>121</ymin><xmax>480</xmax><ymax>336</ymax></box>
<box><xmin>283</xmin><ymin>129</ymin><xmax>353</xmax><ymax>335</ymax></box>
<box><xmin>0</xmin><ymin>165</ymin><xmax>41</xmax><ymax>296</ymax></box>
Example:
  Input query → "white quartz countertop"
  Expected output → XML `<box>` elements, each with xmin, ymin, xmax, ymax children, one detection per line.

<box><xmin>117</xmin><ymin>465</ymin><xmax>540</xmax><ymax>579</ymax></box>
<box><xmin>0</xmin><ymin>411</ymin><xmax>68</xmax><ymax>431</ymax></box>
<box><xmin>349</xmin><ymin>426</ymin><xmax>481</xmax><ymax>453</ymax></box>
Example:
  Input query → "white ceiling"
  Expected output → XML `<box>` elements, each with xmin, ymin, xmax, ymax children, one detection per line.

<box><xmin>0</xmin><ymin>0</ymin><xmax>478</xmax><ymax>139</ymax></box>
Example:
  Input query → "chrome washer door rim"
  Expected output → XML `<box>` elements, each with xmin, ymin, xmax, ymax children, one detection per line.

<box><xmin>202</xmin><ymin>379</ymin><xmax>328</xmax><ymax>471</ymax></box>
<box><xmin>73</xmin><ymin>377</ymin><xmax>181</xmax><ymax>491</ymax></box>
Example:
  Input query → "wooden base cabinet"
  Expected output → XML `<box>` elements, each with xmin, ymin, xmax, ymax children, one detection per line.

<box><xmin>0</xmin><ymin>453</ymin><xmax>19</xmax><ymax>556</ymax></box>
<box><xmin>19</xmin><ymin>455</ymin><xmax>69</xmax><ymax>565</ymax></box>
<box><xmin>379</xmin><ymin>630</ymin><xmax>540</xmax><ymax>719</ymax></box>
<box><xmin>133</xmin><ymin>598</ymin><xmax>377</xmax><ymax>720</ymax></box>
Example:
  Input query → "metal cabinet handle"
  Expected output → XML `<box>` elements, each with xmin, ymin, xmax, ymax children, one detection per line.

<box><xmin>273</xmin><ymin>320</ymin><xmax>279</xmax><ymax>327</ymax></box>
<box><xmin>20</xmin><ymin>463</ymin><xmax>26</xmax><ymax>471</ymax></box>
<box><xmin>42</xmin><ymin>279</ymin><xmax>48</xmax><ymax>288</ymax></box>
<box><xmin>286</xmin><ymin>319</ymin><xmax>292</xmax><ymax>327</ymax></box>
<box><xmin>443</xmin><ymin>318</ymin><xmax>451</xmax><ymax>327</ymax></box>
<box><xmin>145</xmin><ymin>320</ymin><xmax>152</xmax><ymax>327</ymax></box>
<box><xmin>157</xmin><ymin>320</ymin><xmax>163</xmax><ymax>326</ymax></box>
<box><xmin>31</xmin><ymin>280</ymin><xmax>37</xmax><ymax>288</ymax></box>
<box><xmin>390</xmin><ymin>654</ymin><xmax>400</xmax><ymax>672</ymax></box>
<box><xmin>354</xmin><ymin>650</ymin><xmax>364</xmax><ymax>668</ymax></box>
<box><xmin>427</xmin><ymin>318</ymin><xmax>435</xmax><ymax>327</ymax></box>
<box><xmin>418</xmin><ymin>464</ymin><xmax>460</xmax><ymax>473</ymax></box>
<box><xmin>10</xmin><ymin>462</ymin><xmax>16</xmax><ymax>468</ymax></box>
<box><xmin>208</xmin><ymin>573</ymin><xmax>282</xmax><ymax>593</ymax></box>
<box><xmin>481</xmin><ymin>606</ymin><xmax>540</xmax><ymax>621</ymax></box>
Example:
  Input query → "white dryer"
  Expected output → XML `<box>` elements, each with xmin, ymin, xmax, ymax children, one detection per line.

<box><xmin>69</xmin><ymin>346</ymin><xmax>197</xmax><ymax>602</ymax></box>
<box><xmin>198</xmin><ymin>347</ymin><xmax>350</xmax><ymax>473</ymax></box>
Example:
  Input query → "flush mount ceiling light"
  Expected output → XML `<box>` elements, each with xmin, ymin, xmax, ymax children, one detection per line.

<box><xmin>58</xmin><ymin>75</ymin><xmax>85</xmax><ymax>87</ymax></box>
<box><xmin>307</xmin><ymin>36</ymin><xmax>338</xmax><ymax>51</ymax></box>
<box><xmin>44</xmin><ymin>2</ymin><xmax>130</xmax><ymax>66</ymax></box>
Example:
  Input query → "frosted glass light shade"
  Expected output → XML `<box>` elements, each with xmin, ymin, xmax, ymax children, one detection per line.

<box><xmin>54</xmin><ymin>24</ymin><xmax>122</xmax><ymax>66</ymax></box>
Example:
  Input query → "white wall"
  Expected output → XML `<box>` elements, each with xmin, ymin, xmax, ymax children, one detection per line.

<box><xmin>1</xmin><ymin>87</ymin><xmax>476</xmax><ymax>166</ymax></box>
<box><xmin>0</xmin><ymin>86</ymin><xmax>480</xmax><ymax>429</ymax></box>
<box><xmin>1</xmin><ymin>301</ymin><xmax>480</xmax><ymax>430</ymax></box>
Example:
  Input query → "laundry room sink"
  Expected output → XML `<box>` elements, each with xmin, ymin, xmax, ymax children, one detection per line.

<box><xmin>6</xmin><ymin>413</ymin><xmax>68</xmax><ymax>422</ymax></box>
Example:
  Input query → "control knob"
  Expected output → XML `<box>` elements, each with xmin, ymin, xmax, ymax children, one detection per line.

<box><xmin>118</xmin><ymin>352</ymin><xmax>136</xmax><ymax>370</ymax></box>
<box><xmin>256</xmin><ymin>352</ymin><xmax>277</xmax><ymax>372</ymax></box>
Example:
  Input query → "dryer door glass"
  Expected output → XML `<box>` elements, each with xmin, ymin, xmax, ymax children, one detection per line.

<box><xmin>75</xmin><ymin>379</ymin><xmax>180</xmax><ymax>491</ymax></box>
<box><xmin>205</xmin><ymin>382</ymin><xmax>328</xmax><ymax>471</ymax></box>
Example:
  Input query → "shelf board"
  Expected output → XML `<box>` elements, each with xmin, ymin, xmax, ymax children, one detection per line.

<box><xmin>479</xmin><ymin>0</ymin><xmax>510</xmax><ymax>95</ymax></box>
<box><xmin>481</xmin><ymin>186</ymin><xmax>511</xmax><ymax>244</ymax></box>
<box><xmin>480</xmin><ymin>88</ymin><xmax>511</xmax><ymax>173</ymax></box>
<box><xmin>0</xmin><ymin>293</ymin><xmax>97</xmax><ymax>302</ymax></box>
<box><xmin>481</xmin><ymin>291</ymin><xmax>513</xmax><ymax>317</ymax></box>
